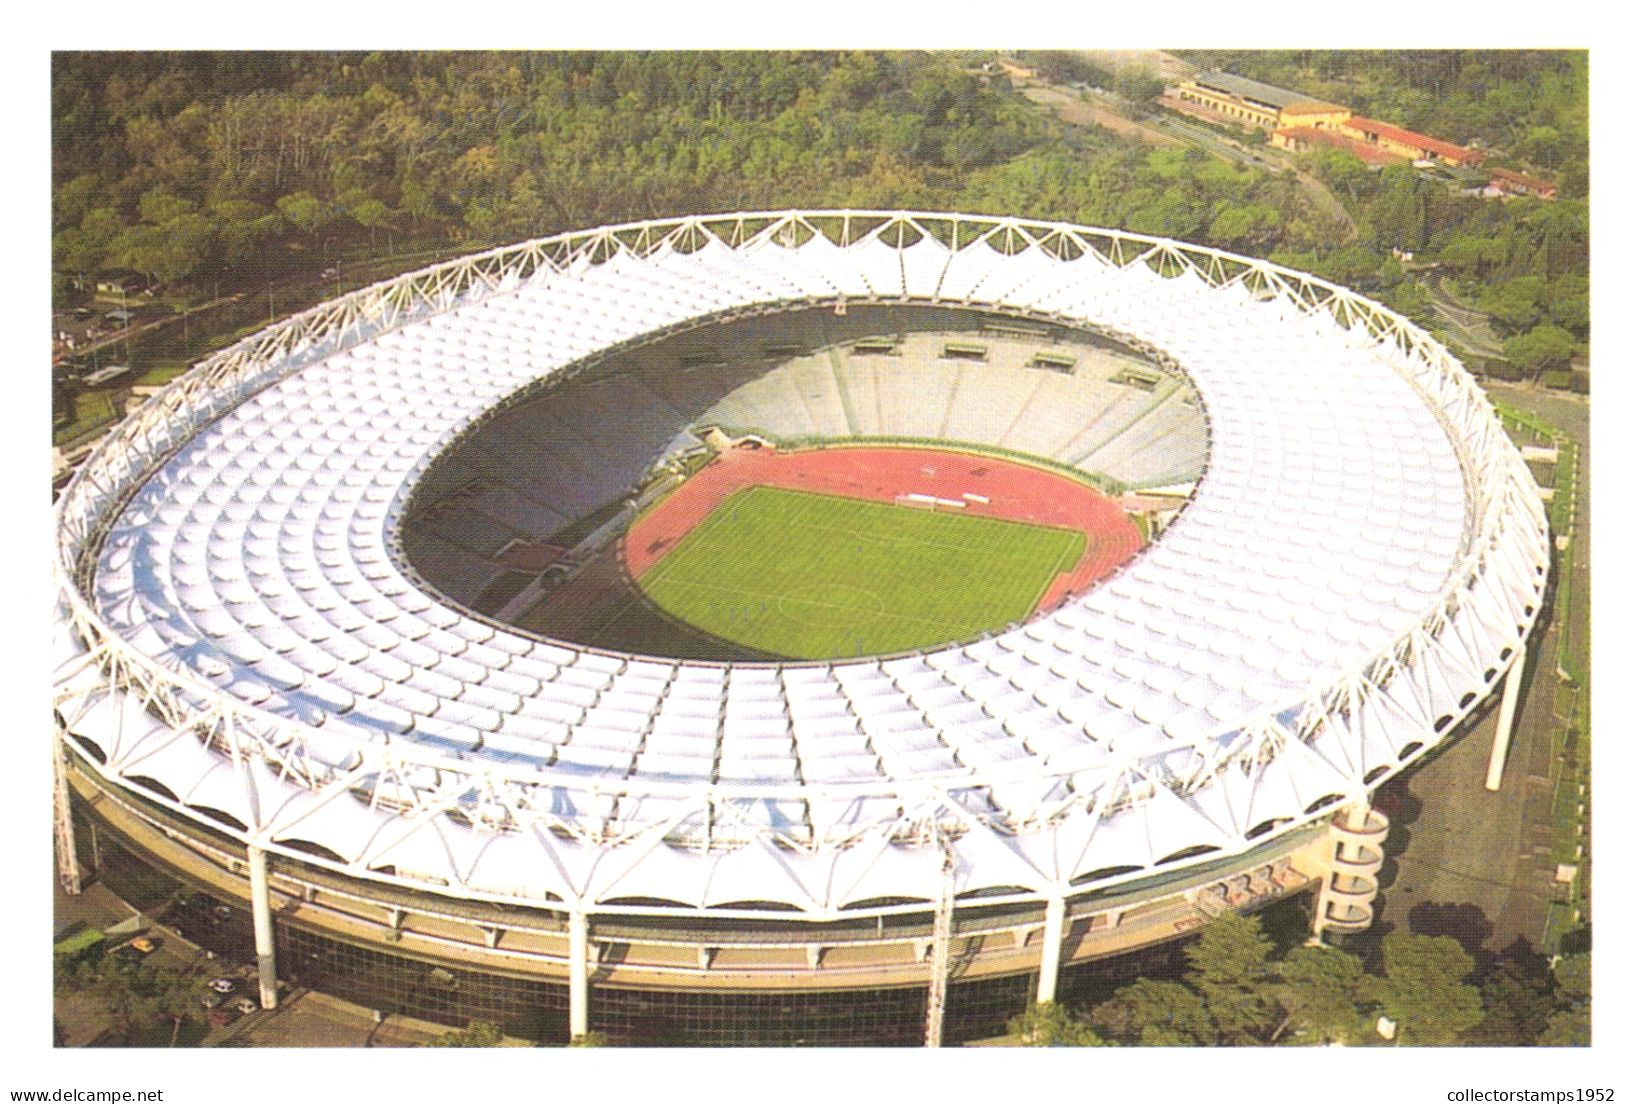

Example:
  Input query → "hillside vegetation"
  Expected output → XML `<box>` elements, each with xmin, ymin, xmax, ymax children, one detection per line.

<box><xmin>53</xmin><ymin>50</ymin><xmax>1586</xmax><ymax>380</ymax></box>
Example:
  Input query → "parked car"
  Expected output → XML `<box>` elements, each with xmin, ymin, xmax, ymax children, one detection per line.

<box><xmin>200</xmin><ymin>991</ymin><xmax>226</xmax><ymax>1011</ymax></box>
<box><xmin>207</xmin><ymin>1007</ymin><xmax>237</xmax><ymax>1029</ymax></box>
<box><xmin>207</xmin><ymin>977</ymin><xmax>237</xmax><ymax>994</ymax></box>
<box><xmin>110</xmin><ymin>935</ymin><xmax>158</xmax><ymax>961</ymax></box>
<box><xmin>234</xmin><ymin>996</ymin><xmax>258</xmax><ymax>1015</ymax></box>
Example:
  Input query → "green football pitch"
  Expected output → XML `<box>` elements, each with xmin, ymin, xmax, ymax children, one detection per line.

<box><xmin>635</xmin><ymin>486</ymin><xmax>1087</xmax><ymax>660</ymax></box>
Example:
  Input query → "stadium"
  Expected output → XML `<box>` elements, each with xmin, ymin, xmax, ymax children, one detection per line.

<box><xmin>52</xmin><ymin>210</ymin><xmax>1550</xmax><ymax>1046</ymax></box>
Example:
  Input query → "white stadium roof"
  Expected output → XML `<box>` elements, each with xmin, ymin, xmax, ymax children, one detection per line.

<box><xmin>53</xmin><ymin>211</ymin><xmax>1548</xmax><ymax>919</ymax></box>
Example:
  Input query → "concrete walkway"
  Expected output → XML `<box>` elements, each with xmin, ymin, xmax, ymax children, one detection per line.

<box><xmin>1373</xmin><ymin>383</ymin><xmax>1586</xmax><ymax>963</ymax></box>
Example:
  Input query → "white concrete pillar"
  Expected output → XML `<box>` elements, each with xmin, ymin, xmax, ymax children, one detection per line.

<box><xmin>1036</xmin><ymin>896</ymin><xmax>1067</xmax><ymax>1004</ymax></box>
<box><xmin>53</xmin><ymin>732</ymin><xmax>83</xmax><ymax>896</ymax></box>
<box><xmin>1485</xmin><ymin>647</ymin><xmax>1527</xmax><ymax>792</ymax></box>
<box><xmin>568</xmin><ymin>910</ymin><xmax>590</xmax><ymax>1040</ymax></box>
<box><xmin>248</xmin><ymin>845</ymin><xmax>279</xmax><ymax>1010</ymax></box>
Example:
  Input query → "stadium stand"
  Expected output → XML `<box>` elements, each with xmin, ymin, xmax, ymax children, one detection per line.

<box><xmin>54</xmin><ymin>212</ymin><xmax>1547</xmax><ymax>1046</ymax></box>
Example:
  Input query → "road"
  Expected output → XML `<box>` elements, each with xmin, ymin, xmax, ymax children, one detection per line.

<box><xmin>1142</xmin><ymin>111</ymin><xmax>1358</xmax><ymax>241</ymax></box>
<box><xmin>56</xmin><ymin>242</ymin><xmax>475</xmax><ymax>370</ymax></box>
<box><xmin>1013</xmin><ymin>77</ymin><xmax>1359</xmax><ymax>242</ymax></box>
<box><xmin>1430</xmin><ymin>278</ymin><xmax>1504</xmax><ymax>360</ymax></box>
<box><xmin>1015</xmin><ymin>81</ymin><xmax>1180</xmax><ymax>148</ymax></box>
<box><xmin>1372</xmin><ymin>382</ymin><xmax>1587</xmax><ymax>964</ymax></box>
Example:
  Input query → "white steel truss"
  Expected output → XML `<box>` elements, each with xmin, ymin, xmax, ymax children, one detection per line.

<box><xmin>52</xmin><ymin>210</ymin><xmax>1549</xmax><ymax>924</ymax></box>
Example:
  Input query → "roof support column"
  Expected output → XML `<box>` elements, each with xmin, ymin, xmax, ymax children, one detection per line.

<box><xmin>248</xmin><ymin>844</ymin><xmax>279</xmax><ymax>1010</ymax></box>
<box><xmin>53</xmin><ymin>727</ymin><xmax>82</xmax><ymax>896</ymax></box>
<box><xmin>569</xmin><ymin>909</ymin><xmax>590</xmax><ymax>1041</ymax></box>
<box><xmin>1485</xmin><ymin>646</ymin><xmax>1527</xmax><ymax>792</ymax></box>
<box><xmin>1035</xmin><ymin>895</ymin><xmax>1067</xmax><ymax>1004</ymax></box>
<box><xmin>923</xmin><ymin>846</ymin><xmax>955</xmax><ymax>1048</ymax></box>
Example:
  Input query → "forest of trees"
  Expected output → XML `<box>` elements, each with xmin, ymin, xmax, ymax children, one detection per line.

<box><xmin>51</xmin><ymin>50</ymin><xmax>1588</xmax><ymax>378</ymax></box>
<box><xmin>1183</xmin><ymin>50</ymin><xmax>1589</xmax><ymax>194</ymax></box>
<box><xmin>1173</xmin><ymin>51</ymin><xmax>1589</xmax><ymax>377</ymax></box>
<box><xmin>52</xmin><ymin>51</ymin><xmax>1051</xmax><ymax>291</ymax></box>
<box><xmin>1006</xmin><ymin>911</ymin><xmax>1591</xmax><ymax>1048</ymax></box>
<box><xmin>48</xmin><ymin>52</ymin><xmax>1351</xmax><ymax>300</ymax></box>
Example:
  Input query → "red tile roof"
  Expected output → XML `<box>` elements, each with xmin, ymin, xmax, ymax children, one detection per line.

<box><xmin>1489</xmin><ymin>167</ymin><xmax>1558</xmax><ymax>197</ymax></box>
<box><xmin>1343</xmin><ymin>116</ymin><xmax>1484</xmax><ymax>165</ymax></box>
<box><xmin>1273</xmin><ymin>127</ymin><xmax>1405</xmax><ymax>166</ymax></box>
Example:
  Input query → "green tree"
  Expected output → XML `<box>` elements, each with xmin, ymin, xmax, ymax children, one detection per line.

<box><xmin>138</xmin><ymin>187</ymin><xmax>197</xmax><ymax>226</ymax></box>
<box><xmin>1471</xmin><ymin>956</ymin><xmax>1559</xmax><ymax>1046</ymax></box>
<box><xmin>1546</xmin><ymin>273</ymin><xmax>1588</xmax><ymax>338</ymax></box>
<box><xmin>1381</xmin><ymin>279</ymin><xmax>1433</xmax><ymax>322</ymax></box>
<box><xmin>210</xmin><ymin>198</ymin><xmax>283</xmax><ymax>267</ymax></box>
<box><xmin>347</xmin><ymin>195</ymin><xmax>394</xmax><ymax>246</ymax></box>
<box><xmin>1503</xmin><ymin>324</ymin><xmax>1576</xmax><ymax>377</ymax></box>
<box><xmin>1185</xmin><ymin>910</ymin><xmax>1277</xmax><ymax>1044</ymax></box>
<box><xmin>1005</xmin><ymin>1001</ymin><xmax>1108</xmax><ymax>1046</ymax></box>
<box><xmin>1308</xmin><ymin>149</ymin><xmax>1370</xmax><ymax>198</ymax></box>
<box><xmin>55</xmin><ymin>173</ymin><xmax>103</xmax><ymax>230</ymax></box>
<box><xmin>1479</xmin><ymin>276</ymin><xmax>1547</xmax><ymax>332</ymax></box>
<box><xmin>1208</xmin><ymin>204</ymin><xmax>1280</xmax><ymax>249</ymax></box>
<box><xmin>1437</xmin><ymin>235</ymin><xmax>1508</xmax><ymax>278</ymax></box>
<box><xmin>1117</xmin><ymin>67</ymin><xmax>1166</xmax><ymax>105</ymax></box>
<box><xmin>1363</xmin><ymin>931</ymin><xmax>1483</xmax><ymax>1045</ymax></box>
<box><xmin>53</xmin><ymin>206</ymin><xmax>125</xmax><ymax>284</ymax></box>
<box><xmin>1092</xmin><ymin>979</ymin><xmax>1214</xmax><ymax>1046</ymax></box>
<box><xmin>1125</xmin><ymin>187</ymin><xmax>1205</xmax><ymax>240</ymax></box>
<box><xmin>1539</xmin><ymin>953</ymin><xmax>1590</xmax><ymax>1046</ymax></box>
<box><xmin>426</xmin><ymin>1019</ymin><xmax>506</xmax><ymax>1047</ymax></box>
<box><xmin>276</xmin><ymin>190</ymin><xmax>335</xmax><ymax>236</ymax></box>
<box><xmin>1275</xmin><ymin>943</ymin><xmax>1367</xmax><ymax>1045</ymax></box>
<box><xmin>55</xmin><ymin>955</ymin><xmax>200</xmax><ymax>1046</ymax></box>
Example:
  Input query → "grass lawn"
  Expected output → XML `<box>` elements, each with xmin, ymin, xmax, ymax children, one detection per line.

<box><xmin>53</xmin><ymin>389</ymin><xmax>118</xmax><ymax>448</ymax></box>
<box><xmin>636</xmin><ymin>485</ymin><xmax>1085</xmax><ymax>660</ymax></box>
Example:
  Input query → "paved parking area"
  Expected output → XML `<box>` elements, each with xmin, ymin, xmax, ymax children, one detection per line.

<box><xmin>1373</xmin><ymin>383</ymin><xmax>1587</xmax><ymax>963</ymax></box>
<box><xmin>54</xmin><ymin>876</ymin><xmax>458</xmax><ymax>1047</ymax></box>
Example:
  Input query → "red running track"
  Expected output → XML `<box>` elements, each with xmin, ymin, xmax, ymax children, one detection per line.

<box><xmin>624</xmin><ymin>445</ymin><xmax>1144</xmax><ymax>613</ymax></box>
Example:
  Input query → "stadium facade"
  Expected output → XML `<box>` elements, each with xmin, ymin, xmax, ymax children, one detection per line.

<box><xmin>52</xmin><ymin>211</ymin><xmax>1549</xmax><ymax>1045</ymax></box>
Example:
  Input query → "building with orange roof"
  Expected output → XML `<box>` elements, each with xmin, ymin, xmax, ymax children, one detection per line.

<box><xmin>1487</xmin><ymin>167</ymin><xmax>1558</xmax><ymax>200</ymax></box>
<box><xmin>1270</xmin><ymin>126</ymin><xmax>1406</xmax><ymax>166</ymax></box>
<box><xmin>1338</xmin><ymin>116</ymin><xmax>1485</xmax><ymax>168</ymax></box>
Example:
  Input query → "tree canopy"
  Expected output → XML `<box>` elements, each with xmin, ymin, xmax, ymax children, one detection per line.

<box><xmin>1363</xmin><ymin>931</ymin><xmax>1484</xmax><ymax>1045</ymax></box>
<box><xmin>1012</xmin><ymin>908</ymin><xmax>1575</xmax><ymax>1048</ymax></box>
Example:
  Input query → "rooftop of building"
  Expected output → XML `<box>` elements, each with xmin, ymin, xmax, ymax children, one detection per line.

<box><xmin>1273</xmin><ymin>126</ymin><xmax>1405</xmax><ymax>167</ymax></box>
<box><xmin>1278</xmin><ymin>100</ymin><xmax>1351</xmax><ymax>117</ymax></box>
<box><xmin>1344</xmin><ymin>116</ymin><xmax>1484</xmax><ymax>164</ymax></box>
<box><xmin>1189</xmin><ymin>70</ymin><xmax>1312</xmax><ymax>110</ymax></box>
<box><xmin>1488</xmin><ymin>166</ymin><xmax>1558</xmax><ymax>194</ymax></box>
